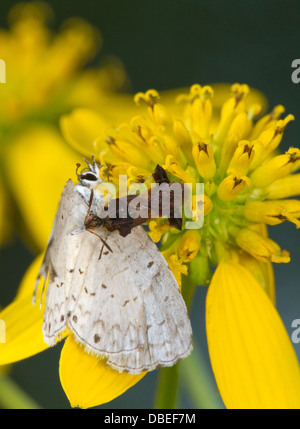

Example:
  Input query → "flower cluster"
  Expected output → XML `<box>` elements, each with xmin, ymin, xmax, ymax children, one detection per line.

<box><xmin>86</xmin><ymin>84</ymin><xmax>300</xmax><ymax>294</ymax></box>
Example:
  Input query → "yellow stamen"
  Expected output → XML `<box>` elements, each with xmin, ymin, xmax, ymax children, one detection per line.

<box><xmin>244</xmin><ymin>201</ymin><xmax>300</xmax><ymax>228</ymax></box>
<box><xmin>250</xmin><ymin>148</ymin><xmax>300</xmax><ymax>188</ymax></box>
<box><xmin>217</xmin><ymin>169</ymin><xmax>251</xmax><ymax>202</ymax></box>
<box><xmin>179</xmin><ymin>230</ymin><xmax>201</xmax><ymax>262</ymax></box>
<box><xmin>191</xmin><ymin>134</ymin><xmax>216</xmax><ymax>179</ymax></box>
<box><xmin>228</xmin><ymin>140</ymin><xmax>255</xmax><ymax>175</ymax></box>
<box><xmin>106</xmin><ymin>136</ymin><xmax>152</xmax><ymax>170</ymax></box>
<box><xmin>264</xmin><ymin>174</ymin><xmax>300</xmax><ymax>199</ymax></box>
<box><xmin>250</xmin><ymin>105</ymin><xmax>285</xmax><ymax>140</ymax></box>
<box><xmin>250</xmin><ymin>114</ymin><xmax>295</xmax><ymax>169</ymax></box>
<box><xmin>173</xmin><ymin>119</ymin><xmax>194</xmax><ymax>163</ymax></box>
<box><xmin>218</xmin><ymin>112</ymin><xmax>252</xmax><ymax>173</ymax></box>
<box><xmin>266</xmin><ymin>199</ymin><xmax>300</xmax><ymax>219</ymax></box>
<box><xmin>234</xmin><ymin>227</ymin><xmax>290</xmax><ymax>263</ymax></box>
<box><xmin>164</xmin><ymin>155</ymin><xmax>197</xmax><ymax>184</ymax></box>
<box><xmin>134</xmin><ymin>89</ymin><xmax>160</xmax><ymax>108</ymax></box>
<box><xmin>148</xmin><ymin>220</ymin><xmax>170</xmax><ymax>243</ymax></box>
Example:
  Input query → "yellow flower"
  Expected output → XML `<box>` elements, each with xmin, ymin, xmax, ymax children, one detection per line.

<box><xmin>0</xmin><ymin>1</ymin><xmax>129</xmax><ymax>249</ymax></box>
<box><xmin>59</xmin><ymin>82</ymin><xmax>300</xmax><ymax>408</ymax></box>
<box><xmin>2</xmin><ymin>82</ymin><xmax>299</xmax><ymax>409</ymax></box>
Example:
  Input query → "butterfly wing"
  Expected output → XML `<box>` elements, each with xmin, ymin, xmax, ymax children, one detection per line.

<box><xmin>35</xmin><ymin>180</ymin><xmax>88</xmax><ymax>344</ymax></box>
<box><xmin>67</xmin><ymin>226</ymin><xmax>193</xmax><ymax>374</ymax></box>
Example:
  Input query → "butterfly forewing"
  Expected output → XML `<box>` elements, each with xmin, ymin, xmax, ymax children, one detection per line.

<box><xmin>36</xmin><ymin>180</ymin><xmax>87</xmax><ymax>343</ymax></box>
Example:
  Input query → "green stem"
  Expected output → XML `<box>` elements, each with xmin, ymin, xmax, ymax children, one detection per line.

<box><xmin>154</xmin><ymin>365</ymin><xmax>179</xmax><ymax>409</ymax></box>
<box><xmin>0</xmin><ymin>374</ymin><xmax>41</xmax><ymax>409</ymax></box>
<box><xmin>181</xmin><ymin>275</ymin><xmax>196</xmax><ymax>312</ymax></box>
<box><xmin>179</xmin><ymin>343</ymin><xmax>224</xmax><ymax>409</ymax></box>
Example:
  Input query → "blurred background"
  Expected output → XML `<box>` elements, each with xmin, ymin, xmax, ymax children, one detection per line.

<box><xmin>0</xmin><ymin>0</ymin><xmax>299</xmax><ymax>409</ymax></box>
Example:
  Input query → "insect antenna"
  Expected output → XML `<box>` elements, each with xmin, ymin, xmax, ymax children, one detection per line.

<box><xmin>84</xmin><ymin>188</ymin><xmax>113</xmax><ymax>255</ymax></box>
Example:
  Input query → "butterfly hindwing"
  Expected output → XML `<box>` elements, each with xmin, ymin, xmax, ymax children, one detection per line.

<box><xmin>67</xmin><ymin>226</ymin><xmax>193</xmax><ymax>373</ymax></box>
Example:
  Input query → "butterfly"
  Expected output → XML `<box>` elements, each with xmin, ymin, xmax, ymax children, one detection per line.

<box><xmin>34</xmin><ymin>157</ymin><xmax>193</xmax><ymax>374</ymax></box>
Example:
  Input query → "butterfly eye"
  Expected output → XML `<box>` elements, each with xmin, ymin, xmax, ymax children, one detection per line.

<box><xmin>80</xmin><ymin>172</ymin><xmax>98</xmax><ymax>182</ymax></box>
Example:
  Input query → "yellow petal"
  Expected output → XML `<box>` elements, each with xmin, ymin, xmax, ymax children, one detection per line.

<box><xmin>236</xmin><ymin>223</ymin><xmax>275</xmax><ymax>303</ymax></box>
<box><xmin>0</xmin><ymin>259</ymin><xmax>48</xmax><ymax>365</ymax></box>
<box><xmin>0</xmin><ymin>177</ymin><xmax>13</xmax><ymax>245</ymax></box>
<box><xmin>16</xmin><ymin>253</ymin><xmax>44</xmax><ymax>299</ymax></box>
<box><xmin>206</xmin><ymin>259</ymin><xmax>300</xmax><ymax>408</ymax></box>
<box><xmin>59</xmin><ymin>336</ymin><xmax>147</xmax><ymax>408</ymax></box>
<box><xmin>0</xmin><ymin>293</ymin><xmax>48</xmax><ymax>365</ymax></box>
<box><xmin>4</xmin><ymin>125</ymin><xmax>80</xmax><ymax>250</ymax></box>
<box><xmin>236</xmin><ymin>251</ymin><xmax>275</xmax><ymax>304</ymax></box>
<box><xmin>60</xmin><ymin>108</ymin><xmax>109</xmax><ymax>157</ymax></box>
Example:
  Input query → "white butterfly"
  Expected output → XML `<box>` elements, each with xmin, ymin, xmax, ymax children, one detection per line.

<box><xmin>34</xmin><ymin>158</ymin><xmax>193</xmax><ymax>374</ymax></box>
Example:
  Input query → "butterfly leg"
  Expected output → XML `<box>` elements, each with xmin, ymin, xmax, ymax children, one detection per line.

<box><xmin>86</xmin><ymin>228</ymin><xmax>113</xmax><ymax>255</ymax></box>
<box><xmin>98</xmin><ymin>233</ymin><xmax>112</xmax><ymax>260</ymax></box>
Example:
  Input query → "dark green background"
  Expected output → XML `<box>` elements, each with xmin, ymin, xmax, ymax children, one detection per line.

<box><xmin>0</xmin><ymin>0</ymin><xmax>299</xmax><ymax>409</ymax></box>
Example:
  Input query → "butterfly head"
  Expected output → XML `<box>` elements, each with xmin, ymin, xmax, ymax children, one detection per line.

<box><xmin>76</xmin><ymin>155</ymin><xmax>102</xmax><ymax>189</ymax></box>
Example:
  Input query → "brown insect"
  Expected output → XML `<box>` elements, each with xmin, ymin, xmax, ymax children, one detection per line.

<box><xmin>83</xmin><ymin>165</ymin><xmax>185</xmax><ymax>245</ymax></box>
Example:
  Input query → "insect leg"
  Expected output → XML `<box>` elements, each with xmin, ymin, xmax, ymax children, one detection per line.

<box><xmin>86</xmin><ymin>228</ymin><xmax>113</xmax><ymax>254</ymax></box>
